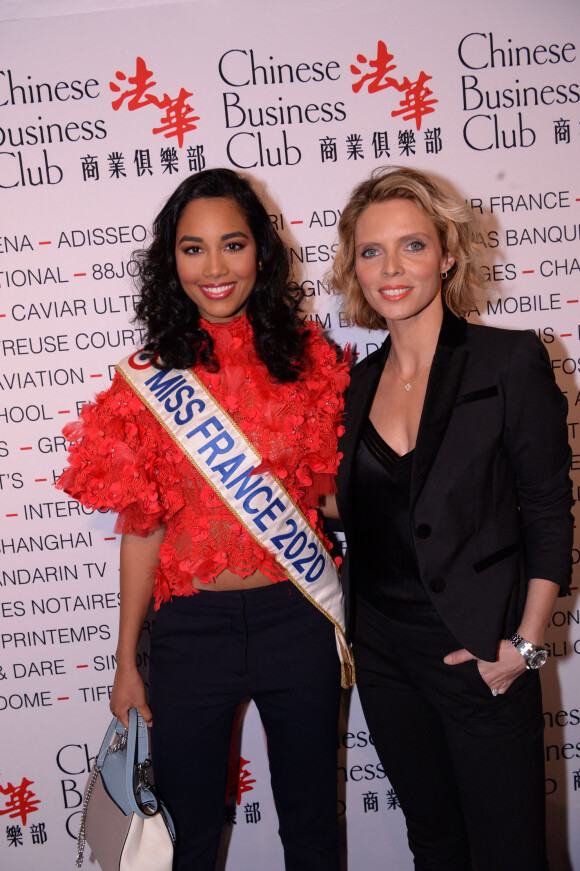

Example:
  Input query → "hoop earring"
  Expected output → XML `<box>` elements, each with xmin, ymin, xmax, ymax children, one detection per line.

<box><xmin>440</xmin><ymin>271</ymin><xmax>448</xmax><ymax>280</ymax></box>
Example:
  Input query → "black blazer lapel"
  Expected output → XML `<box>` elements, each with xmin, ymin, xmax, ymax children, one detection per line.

<box><xmin>411</xmin><ymin>310</ymin><xmax>468</xmax><ymax>508</ymax></box>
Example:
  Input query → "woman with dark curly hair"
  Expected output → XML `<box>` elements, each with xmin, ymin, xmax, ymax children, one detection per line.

<box><xmin>57</xmin><ymin>168</ymin><xmax>351</xmax><ymax>871</ymax></box>
<box><xmin>133</xmin><ymin>168</ymin><xmax>308</xmax><ymax>380</ymax></box>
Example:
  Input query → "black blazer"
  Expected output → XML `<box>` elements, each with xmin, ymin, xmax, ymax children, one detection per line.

<box><xmin>336</xmin><ymin>308</ymin><xmax>573</xmax><ymax>661</ymax></box>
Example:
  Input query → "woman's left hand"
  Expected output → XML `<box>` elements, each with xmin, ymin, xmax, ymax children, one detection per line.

<box><xmin>443</xmin><ymin>640</ymin><xmax>527</xmax><ymax>695</ymax></box>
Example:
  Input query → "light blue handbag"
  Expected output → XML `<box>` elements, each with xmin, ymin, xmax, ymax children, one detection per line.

<box><xmin>76</xmin><ymin>708</ymin><xmax>176</xmax><ymax>871</ymax></box>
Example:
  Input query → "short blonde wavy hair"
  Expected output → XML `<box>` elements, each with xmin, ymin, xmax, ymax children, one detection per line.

<box><xmin>329</xmin><ymin>166</ymin><xmax>485</xmax><ymax>329</ymax></box>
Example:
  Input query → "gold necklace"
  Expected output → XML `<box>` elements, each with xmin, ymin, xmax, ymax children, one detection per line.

<box><xmin>389</xmin><ymin>358</ymin><xmax>432</xmax><ymax>392</ymax></box>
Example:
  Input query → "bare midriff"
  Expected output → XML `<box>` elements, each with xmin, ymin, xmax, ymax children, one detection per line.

<box><xmin>192</xmin><ymin>568</ymin><xmax>276</xmax><ymax>592</ymax></box>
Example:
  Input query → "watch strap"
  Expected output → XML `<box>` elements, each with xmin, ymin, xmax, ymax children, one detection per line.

<box><xmin>509</xmin><ymin>632</ymin><xmax>548</xmax><ymax>669</ymax></box>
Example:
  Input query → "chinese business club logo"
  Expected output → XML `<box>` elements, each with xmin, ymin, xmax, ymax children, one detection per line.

<box><xmin>1</xmin><ymin>775</ymin><xmax>48</xmax><ymax>849</ymax></box>
<box><xmin>346</xmin><ymin>39</ymin><xmax>441</xmax><ymax>161</ymax></box>
<box><xmin>110</xmin><ymin>57</ymin><xmax>200</xmax><ymax>147</ymax></box>
<box><xmin>351</xmin><ymin>39</ymin><xmax>437</xmax><ymax>131</ymax></box>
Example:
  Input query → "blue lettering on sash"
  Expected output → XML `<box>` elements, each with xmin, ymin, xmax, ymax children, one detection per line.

<box><xmin>197</xmin><ymin>431</ymin><xmax>236</xmax><ymax>465</ymax></box>
<box><xmin>144</xmin><ymin>370</ymin><xmax>206</xmax><ymax>424</ymax></box>
<box><xmin>145</xmin><ymin>369</ymin><xmax>186</xmax><ymax>400</ymax></box>
<box><xmin>242</xmin><ymin>486</ymin><xmax>273</xmax><ymax>514</ymax></box>
<box><xmin>211</xmin><ymin>454</ymin><xmax>247</xmax><ymax>484</ymax></box>
<box><xmin>174</xmin><ymin>394</ymin><xmax>205</xmax><ymax>425</ymax></box>
<box><xmin>267</xmin><ymin>516</ymin><xmax>327</xmax><ymax>583</ymax></box>
<box><xmin>254</xmin><ymin>498</ymin><xmax>286</xmax><ymax>532</ymax></box>
<box><xmin>165</xmin><ymin>384</ymin><xmax>194</xmax><ymax>413</ymax></box>
<box><xmin>305</xmin><ymin>554</ymin><xmax>325</xmax><ymax>582</ymax></box>
<box><xmin>186</xmin><ymin>416</ymin><xmax>223</xmax><ymax>440</ymax></box>
<box><xmin>226</xmin><ymin>470</ymin><xmax>263</xmax><ymax>499</ymax></box>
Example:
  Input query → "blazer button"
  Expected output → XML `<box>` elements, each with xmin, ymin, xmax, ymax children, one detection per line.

<box><xmin>416</xmin><ymin>523</ymin><xmax>431</xmax><ymax>539</ymax></box>
<box><xmin>429</xmin><ymin>577</ymin><xmax>446</xmax><ymax>593</ymax></box>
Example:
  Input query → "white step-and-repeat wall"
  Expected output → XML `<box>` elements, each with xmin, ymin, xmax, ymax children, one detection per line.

<box><xmin>1</xmin><ymin>0</ymin><xmax>579</xmax><ymax>868</ymax></box>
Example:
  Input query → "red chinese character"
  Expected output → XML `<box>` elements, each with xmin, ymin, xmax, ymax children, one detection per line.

<box><xmin>152</xmin><ymin>88</ymin><xmax>200</xmax><ymax>148</ymax></box>
<box><xmin>391</xmin><ymin>71</ymin><xmax>438</xmax><ymax>130</ymax></box>
<box><xmin>110</xmin><ymin>56</ymin><xmax>158</xmax><ymax>111</ymax></box>
<box><xmin>236</xmin><ymin>758</ymin><xmax>256</xmax><ymax>805</ymax></box>
<box><xmin>351</xmin><ymin>41</ymin><xmax>406</xmax><ymax>94</ymax></box>
<box><xmin>0</xmin><ymin>777</ymin><xmax>40</xmax><ymax>826</ymax></box>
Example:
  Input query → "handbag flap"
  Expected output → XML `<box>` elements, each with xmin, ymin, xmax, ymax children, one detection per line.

<box><xmin>84</xmin><ymin>773</ymin><xmax>132</xmax><ymax>871</ymax></box>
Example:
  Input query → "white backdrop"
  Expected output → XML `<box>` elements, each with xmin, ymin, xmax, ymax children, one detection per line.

<box><xmin>0</xmin><ymin>1</ymin><xmax>579</xmax><ymax>868</ymax></box>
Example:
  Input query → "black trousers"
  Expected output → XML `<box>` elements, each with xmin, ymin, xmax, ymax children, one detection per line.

<box><xmin>149</xmin><ymin>582</ymin><xmax>341</xmax><ymax>871</ymax></box>
<box><xmin>353</xmin><ymin>595</ymin><xmax>548</xmax><ymax>871</ymax></box>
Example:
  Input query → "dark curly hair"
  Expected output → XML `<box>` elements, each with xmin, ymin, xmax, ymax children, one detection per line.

<box><xmin>133</xmin><ymin>168</ymin><xmax>307</xmax><ymax>381</ymax></box>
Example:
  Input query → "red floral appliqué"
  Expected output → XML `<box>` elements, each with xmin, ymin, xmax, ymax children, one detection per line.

<box><xmin>56</xmin><ymin>316</ymin><xmax>348</xmax><ymax>606</ymax></box>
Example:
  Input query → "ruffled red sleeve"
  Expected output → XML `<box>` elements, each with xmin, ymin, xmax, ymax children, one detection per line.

<box><xmin>253</xmin><ymin>325</ymin><xmax>350</xmax><ymax>506</ymax></box>
<box><xmin>56</xmin><ymin>373</ymin><xmax>185</xmax><ymax>536</ymax></box>
<box><xmin>299</xmin><ymin>326</ymin><xmax>350</xmax><ymax>501</ymax></box>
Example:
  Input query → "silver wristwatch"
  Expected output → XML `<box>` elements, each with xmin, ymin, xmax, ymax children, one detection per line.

<box><xmin>509</xmin><ymin>633</ymin><xmax>548</xmax><ymax>670</ymax></box>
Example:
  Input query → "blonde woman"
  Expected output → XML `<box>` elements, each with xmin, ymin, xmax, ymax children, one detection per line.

<box><xmin>331</xmin><ymin>166</ymin><xmax>572</xmax><ymax>871</ymax></box>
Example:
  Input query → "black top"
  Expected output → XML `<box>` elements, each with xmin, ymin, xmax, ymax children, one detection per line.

<box><xmin>352</xmin><ymin>417</ymin><xmax>431</xmax><ymax>610</ymax></box>
<box><xmin>336</xmin><ymin>308</ymin><xmax>573</xmax><ymax>659</ymax></box>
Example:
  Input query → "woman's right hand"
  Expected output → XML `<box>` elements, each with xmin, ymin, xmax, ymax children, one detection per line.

<box><xmin>113</xmin><ymin>531</ymin><xmax>164</xmax><ymax>729</ymax></box>
<box><xmin>109</xmin><ymin>662</ymin><xmax>153</xmax><ymax>729</ymax></box>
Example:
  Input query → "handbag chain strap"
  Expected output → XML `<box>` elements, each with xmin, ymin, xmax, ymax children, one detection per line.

<box><xmin>75</xmin><ymin>730</ymin><xmax>128</xmax><ymax>868</ymax></box>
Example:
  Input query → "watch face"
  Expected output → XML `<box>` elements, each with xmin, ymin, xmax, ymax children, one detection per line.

<box><xmin>527</xmin><ymin>648</ymin><xmax>548</xmax><ymax>669</ymax></box>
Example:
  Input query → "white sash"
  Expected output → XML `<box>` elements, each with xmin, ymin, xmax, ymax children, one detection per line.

<box><xmin>117</xmin><ymin>351</ymin><xmax>354</xmax><ymax>688</ymax></box>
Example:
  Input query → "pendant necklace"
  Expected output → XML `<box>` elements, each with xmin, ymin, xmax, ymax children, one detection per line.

<box><xmin>389</xmin><ymin>358</ymin><xmax>432</xmax><ymax>392</ymax></box>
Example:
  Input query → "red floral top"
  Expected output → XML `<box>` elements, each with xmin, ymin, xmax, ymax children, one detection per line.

<box><xmin>57</xmin><ymin>316</ymin><xmax>349</xmax><ymax>608</ymax></box>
